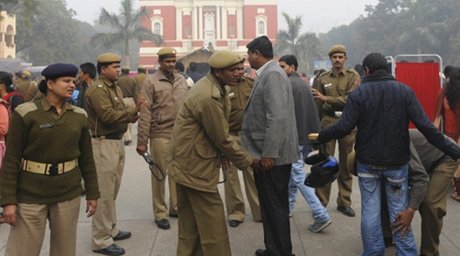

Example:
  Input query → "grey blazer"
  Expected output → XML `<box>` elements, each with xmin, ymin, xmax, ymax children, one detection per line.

<box><xmin>242</xmin><ymin>61</ymin><xmax>300</xmax><ymax>166</ymax></box>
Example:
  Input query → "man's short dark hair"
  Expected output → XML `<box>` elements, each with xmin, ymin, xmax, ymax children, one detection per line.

<box><xmin>443</xmin><ymin>65</ymin><xmax>456</xmax><ymax>79</ymax></box>
<box><xmin>354</xmin><ymin>64</ymin><xmax>364</xmax><ymax>76</ymax></box>
<box><xmin>97</xmin><ymin>62</ymin><xmax>118</xmax><ymax>75</ymax></box>
<box><xmin>189</xmin><ymin>62</ymin><xmax>197</xmax><ymax>71</ymax></box>
<box><xmin>314</xmin><ymin>70</ymin><xmax>319</xmax><ymax>75</ymax></box>
<box><xmin>279</xmin><ymin>55</ymin><xmax>298</xmax><ymax>71</ymax></box>
<box><xmin>175</xmin><ymin>62</ymin><xmax>185</xmax><ymax>72</ymax></box>
<box><xmin>80</xmin><ymin>62</ymin><xmax>97</xmax><ymax>79</ymax></box>
<box><xmin>246</xmin><ymin>36</ymin><xmax>274</xmax><ymax>59</ymax></box>
<box><xmin>362</xmin><ymin>53</ymin><xmax>388</xmax><ymax>74</ymax></box>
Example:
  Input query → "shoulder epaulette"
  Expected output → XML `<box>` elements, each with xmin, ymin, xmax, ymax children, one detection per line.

<box><xmin>15</xmin><ymin>102</ymin><xmax>38</xmax><ymax>117</ymax></box>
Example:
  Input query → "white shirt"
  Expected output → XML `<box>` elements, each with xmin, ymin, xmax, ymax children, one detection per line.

<box><xmin>256</xmin><ymin>60</ymin><xmax>274</xmax><ymax>77</ymax></box>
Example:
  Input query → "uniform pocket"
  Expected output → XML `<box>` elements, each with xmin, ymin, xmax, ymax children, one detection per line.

<box><xmin>186</xmin><ymin>145</ymin><xmax>219</xmax><ymax>181</ymax></box>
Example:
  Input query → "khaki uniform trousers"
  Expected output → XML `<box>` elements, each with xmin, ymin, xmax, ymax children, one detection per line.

<box><xmin>122</xmin><ymin>98</ymin><xmax>135</xmax><ymax>142</ymax></box>
<box><xmin>150</xmin><ymin>137</ymin><xmax>177</xmax><ymax>220</ymax></box>
<box><xmin>315</xmin><ymin>119</ymin><xmax>355</xmax><ymax>207</ymax></box>
<box><xmin>5</xmin><ymin>196</ymin><xmax>80</xmax><ymax>256</ymax></box>
<box><xmin>176</xmin><ymin>183</ymin><xmax>231</xmax><ymax>256</ymax></box>
<box><xmin>91</xmin><ymin>138</ymin><xmax>125</xmax><ymax>250</ymax></box>
<box><xmin>419</xmin><ymin>157</ymin><xmax>460</xmax><ymax>256</ymax></box>
<box><xmin>224</xmin><ymin>135</ymin><xmax>261</xmax><ymax>222</ymax></box>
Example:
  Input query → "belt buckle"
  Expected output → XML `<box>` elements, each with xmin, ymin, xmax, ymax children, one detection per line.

<box><xmin>48</xmin><ymin>163</ymin><xmax>59</xmax><ymax>176</ymax></box>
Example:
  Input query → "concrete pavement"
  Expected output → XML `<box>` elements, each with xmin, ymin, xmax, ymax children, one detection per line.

<box><xmin>1</xmin><ymin>124</ymin><xmax>460</xmax><ymax>255</ymax></box>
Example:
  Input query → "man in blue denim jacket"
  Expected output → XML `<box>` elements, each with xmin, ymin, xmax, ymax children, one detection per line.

<box><xmin>317</xmin><ymin>53</ymin><xmax>460</xmax><ymax>256</ymax></box>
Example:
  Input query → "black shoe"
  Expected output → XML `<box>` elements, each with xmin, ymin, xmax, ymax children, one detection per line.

<box><xmin>93</xmin><ymin>244</ymin><xmax>125</xmax><ymax>256</ymax></box>
<box><xmin>228</xmin><ymin>220</ymin><xmax>242</xmax><ymax>227</ymax></box>
<box><xmin>384</xmin><ymin>236</ymin><xmax>394</xmax><ymax>247</ymax></box>
<box><xmin>337</xmin><ymin>205</ymin><xmax>355</xmax><ymax>217</ymax></box>
<box><xmin>124</xmin><ymin>140</ymin><xmax>132</xmax><ymax>146</ymax></box>
<box><xmin>255</xmin><ymin>249</ymin><xmax>265</xmax><ymax>256</ymax></box>
<box><xmin>155</xmin><ymin>219</ymin><xmax>171</xmax><ymax>230</ymax></box>
<box><xmin>113</xmin><ymin>230</ymin><xmax>131</xmax><ymax>241</ymax></box>
<box><xmin>169</xmin><ymin>213</ymin><xmax>178</xmax><ymax>218</ymax></box>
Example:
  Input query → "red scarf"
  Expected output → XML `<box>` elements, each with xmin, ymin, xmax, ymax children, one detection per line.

<box><xmin>2</xmin><ymin>91</ymin><xmax>25</xmax><ymax>102</ymax></box>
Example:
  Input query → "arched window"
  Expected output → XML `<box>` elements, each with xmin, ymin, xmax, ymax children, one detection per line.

<box><xmin>255</xmin><ymin>15</ymin><xmax>268</xmax><ymax>37</ymax></box>
<box><xmin>258</xmin><ymin>21</ymin><xmax>265</xmax><ymax>35</ymax></box>
<box><xmin>151</xmin><ymin>16</ymin><xmax>163</xmax><ymax>35</ymax></box>
<box><xmin>154</xmin><ymin>22</ymin><xmax>161</xmax><ymax>35</ymax></box>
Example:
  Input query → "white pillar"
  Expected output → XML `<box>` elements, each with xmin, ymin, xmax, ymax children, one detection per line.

<box><xmin>237</xmin><ymin>6</ymin><xmax>243</xmax><ymax>39</ymax></box>
<box><xmin>216</xmin><ymin>6</ymin><xmax>221</xmax><ymax>40</ymax></box>
<box><xmin>222</xmin><ymin>7</ymin><xmax>227</xmax><ymax>40</ymax></box>
<box><xmin>192</xmin><ymin>6</ymin><xmax>197</xmax><ymax>40</ymax></box>
<box><xmin>198</xmin><ymin>6</ymin><xmax>203</xmax><ymax>40</ymax></box>
<box><xmin>176</xmin><ymin>8</ymin><xmax>182</xmax><ymax>41</ymax></box>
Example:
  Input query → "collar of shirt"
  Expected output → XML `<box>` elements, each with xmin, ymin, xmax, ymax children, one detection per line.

<box><xmin>256</xmin><ymin>60</ymin><xmax>274</xmax><ymax>77</ymax></box>
<box><xmin>98</xmin><ymin>76</ymin><xmax>115</xmax><ymax>87</ymax></box>
<box><xmin>329</xmin><ymin>69</ymin><xmax>346</xmax><ymax>77</ymax></box>
<box><xmin>158</xmin><ymin>68</ymin><xmax>179</xmax><ymax>83</ymax></box>
<box><xmin>41</xmin><ymin>97</ymin><xmax>73</xmax><ymax>114</ymax></box>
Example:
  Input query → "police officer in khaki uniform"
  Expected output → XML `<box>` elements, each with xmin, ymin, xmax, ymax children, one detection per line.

<box><xmin>86</xmin><ymin>53</ymin><xmax>145</xmax><ymax>256</ymax></box>
<box><xmin>136</xmin><ymin>47</ymin><xmax>188</xmax><ymax>230</ymax></box>
<box><xmin>311</xmin><ymin>45</ymin><xmax>360</xmax><ymax>217</ymax></box>
<box><xmin>118</xmin><ymin>66</ymin><xmax>138</xmax><ymax>145</ymax></box>
<box><xmin>15</xmin><ymin>70</ymin><xmax>38</xmax><ymax>102</ymax></box>
<box><xmin>134</xmin><ymin>65</ymin><xmax>148</xmax><ymax>93</ymax></box>
<box><xmin>168</xmin><ymin>51</ymin><xmax>260</xmax><ymax>255</ymax></box>
<box><xmin>224</xmin><ymin>60</ymin><xmax>261</xmax><ymax>227</ymax></box>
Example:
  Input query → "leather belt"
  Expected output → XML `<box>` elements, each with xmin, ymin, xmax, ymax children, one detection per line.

<box><xmin>91</xmin><ymin>133</ymin><xmax>123</xmax><ymax>140</ymax></box>
<box><xmin>22</xmin><ymin>158</ymin><xmax>78</xmax><ymax>176</ymax></box>
<box><xmin>369</xmin><ymin>164</ymin><xmax>405</xmax><ymax>170</ymax></box>
<box><xmin>324</xmin><ymin>111</ymin><xmax>343</xmax><ymax>118</ymax></box>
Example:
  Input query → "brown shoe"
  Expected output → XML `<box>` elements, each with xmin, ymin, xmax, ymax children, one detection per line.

<box><xmin>451</xmin><ymin>178</ymin><xmax>460</xmax><ymax>202</ymax></box>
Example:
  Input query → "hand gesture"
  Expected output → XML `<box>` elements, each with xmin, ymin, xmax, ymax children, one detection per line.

<box><xmin>391</xmin><ymin>207</ymin><xmax>415</xmax><ymax>238</ymax></box>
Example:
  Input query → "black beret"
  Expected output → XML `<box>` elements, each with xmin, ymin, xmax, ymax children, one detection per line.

<box><xmin>39</xmin><ymin>63</ymin><xmax>78</xmax><ymax>93</ymax></box>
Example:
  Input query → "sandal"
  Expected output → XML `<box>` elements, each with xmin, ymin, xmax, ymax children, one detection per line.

<box><xmin>451</xmin><ymin>178</ymin><xmax>460</xmax><ymax>202</ymax></box>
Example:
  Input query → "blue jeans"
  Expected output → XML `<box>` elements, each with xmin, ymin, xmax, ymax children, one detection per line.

<box><xmin>289</xmin><ymin>145</ymin><xmax>330</xmax><ymax>223</ymax></box>
<box><xmin>357</xmin><ymin>161</ymin><xmax>417</xmax><ymax>256</ymax></box>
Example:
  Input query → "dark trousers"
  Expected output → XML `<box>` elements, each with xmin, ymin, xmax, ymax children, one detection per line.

<box><xmin>254</xmin><ymin>164</ymin><xmax>293</xmax><ymax>256</ymax></box>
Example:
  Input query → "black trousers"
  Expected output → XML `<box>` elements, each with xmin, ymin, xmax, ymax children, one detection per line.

<box><xmin>254</xmin><ymin>164</ymin><xmax>294</xmax><ymax>256</ymax></box>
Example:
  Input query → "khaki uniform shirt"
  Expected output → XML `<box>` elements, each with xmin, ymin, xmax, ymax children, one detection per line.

<box><xmin>316</xmin><ymin>68</ymin><xmax>360</xmax><ymax>127</ymax></box>
<box><xmin>168</xmin><ymin>73</ymin><xmax>253</xmax><ymax>193</ymax></box>
<box><xmin>15</xmin><ymin>79</ymin><xmax>31</xmax><ymax>98</ymax></box>
<box><xmin>118</xmin><ymin>75</ymin><xmax>138</xmax><ymax>102</ymax></box>
<box><xmin>137</xmin><ymin>70</ymin><xmax>188</xmax><ymax>144</ymax></box>
<box><xmin>85</xmin><ymin>76</ymin><xmax>138</xmax><ymax>136</ymax></box>
<box><xmin>134</xmin><ymin>73</ymin><xmax>148</xmax><ymax>93</ymax></box>
<box><xmin>228</xmin><ymin>76</ymin><xmax>254</xmax><ymax>133</ymax></box>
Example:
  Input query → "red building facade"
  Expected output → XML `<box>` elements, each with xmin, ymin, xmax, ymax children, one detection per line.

<box><xmin>139</xmin><ymin>0</ymin><xmax>278</xmax><ymax>69</ymax></box>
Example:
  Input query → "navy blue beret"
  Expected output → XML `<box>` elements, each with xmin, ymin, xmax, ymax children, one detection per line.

<box><xmin>41</xmin><ymin>63</ymin><xmax>78</xmax><ymax>80</ymax></box>
<box><xmin>39</xmin><ymin>63</ymin><xmax>78</xmax><ymax>93</ymax></box>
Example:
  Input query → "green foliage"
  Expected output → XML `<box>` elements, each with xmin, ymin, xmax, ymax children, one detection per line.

<box><xmin>275</xmin><ymin>12</ymin><xmax>322</xmax><ymax>74</ymax></box>
<box><xmin>320</xmin><ymin>0</ymin><xmax>460</xmax><ymax>66</ymax></box>
<box><xmin>91</xmin><ymin>0</ymin><xmax>163</xmax><ymax>67</ymax></box>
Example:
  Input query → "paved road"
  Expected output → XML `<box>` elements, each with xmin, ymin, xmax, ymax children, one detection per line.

<box><xmin>1</xmin><ymin>124</ymin><xmax>459</xmax><ymax>255</ymax></box>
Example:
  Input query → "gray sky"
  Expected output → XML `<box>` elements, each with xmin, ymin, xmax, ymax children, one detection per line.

<box><xmin>66</xmin><ymin>0</ymin><xmax>379</xmax><ymax>34</ymax></box>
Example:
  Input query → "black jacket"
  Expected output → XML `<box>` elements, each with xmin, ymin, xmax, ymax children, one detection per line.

<box><xmin>289</xmin><ymin>73</ymin><xmax>320</xmax><ymax>145</ymax></box>
<box><xmin>318</xmin><ymin>70</ymin><xmax>460</xmax><ymax>165</ymax></box>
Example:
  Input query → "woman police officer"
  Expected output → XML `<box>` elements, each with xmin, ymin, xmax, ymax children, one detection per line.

<box><xmin>0</xmin><ymin>63</ymin><xmax>100</xmax><ymax>256</ymax></box>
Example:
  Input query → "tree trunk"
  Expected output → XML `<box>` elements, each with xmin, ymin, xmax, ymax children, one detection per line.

<box><xmin>125</xmin><ymin>38</ymin><xmax>130</xmax><ymax>67</ymax></box>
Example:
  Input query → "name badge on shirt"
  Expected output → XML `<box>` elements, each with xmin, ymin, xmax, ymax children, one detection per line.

<box><xmin>324</xmin><ymin>83</ymin><xmax>332</xmax><ymax>88</ymax></box>
<box><xmin>40</xmin><ymin>123</ymin><xmax>55</xmax><ymax>129</ymax></box>
<box><xmin>114</xmin><ymin>96</ymin><xmax>119</xmax><ymax>101</ymax></box>
<box><xmin>229</xmin><ymin>92</ymin><xmax>235</xmax><ymax>97</ymax></box>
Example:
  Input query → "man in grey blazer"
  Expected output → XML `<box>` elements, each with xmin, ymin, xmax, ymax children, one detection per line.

<box><xmin>242</xmin><ymin>36</ymin><xmax>299</xmax><ymax>256</ymax></box>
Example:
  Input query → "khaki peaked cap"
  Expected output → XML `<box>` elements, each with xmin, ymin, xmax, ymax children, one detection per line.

<box><xmin>22</xmin><ymin>70</ymin><xmax>32</xmax><ymax>78</ymax></box>
<box><xmin>97</xmin><ymin>53</ymin><xmax>122</xmax><ymax>63</ymax></box>
<box><xmin>328</xmin><ymin>45</ymin><xmax>347</xmax><ymax>57</ymax></box>
<box><xmin>138</xmin><ymin>65</ymin><xmax>146</xmax><ymax>69</ymax></box>
<box><xmin>157</xmin><ymin>47</ymin><xmax>177</xmax><ymax>56</ymax></box>
<box><xmin>208</xmin><ymin>51</ymin><xmax>245</xmax><ymax>69</ymax></box>
<box><xmin>122</xmin><ymin>66</ymin><xmax>130</xmax><ymax>71</ymax></box>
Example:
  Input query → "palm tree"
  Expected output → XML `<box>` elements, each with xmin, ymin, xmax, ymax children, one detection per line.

<box><xmin>396</xmin><ymin>1</ymin><xmax>441</xmax><ymax>58</ymax></box>
<box><xmin>275</xmin><ymin>12</ymin><xmax>321</xmax><ymax>74</ymax></box>
<box><xmin>90</xmin><ymin>0</ymin><xmax>163</xmax><ymax>66</ymax></box>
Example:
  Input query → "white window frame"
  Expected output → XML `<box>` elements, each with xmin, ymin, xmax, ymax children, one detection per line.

<box><xmin>255</xmin><ymin>15</ymin><xmax>267</xmax><ymax>37</ymax></box>
<box><xmin>151</xmin><ymin>16</ymin><xmax>163</xmax><ymax>35</ymax></box>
